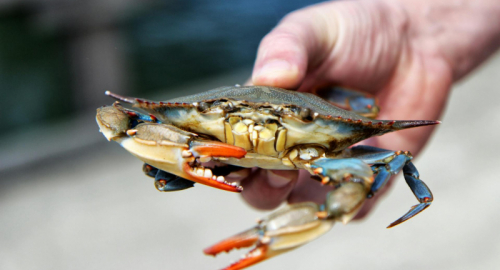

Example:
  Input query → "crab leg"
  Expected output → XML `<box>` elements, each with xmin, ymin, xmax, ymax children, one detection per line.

<box><xmin>205</xmin><ymin>180</ymin><xmax>372</xmax><ymax>269</ymax></box>
<box><xmin>96</xmin><ymin>105</ymin><xmax>247</xmax><ymax>192</ymax></box>
<box><xmin>111</xmin><ymin>100</ymin><xmax>159</xmax><ymax>123</ymax></box>
<box><xmin>309</xmin><ymin>157</ymin><xmax>374</xmax><ymax>186</ymax></box>
<box><xmin>206</xmin><ymin>158</ymin><xmax>376</xmax><ymax>269</ymax></box>
<box><xmin>204</xmin><ymin>227</ymin><xmax>266</xmax><ymax>270</ymax></box>
<box><xmin>204</xmin><ymin>203</ymin><xmax>334</xmax><ymax>270</ymax></box>
<box><xmin>388</xmin><ymin>162</ymin><xmax>432</xmax><ymax>228</ymax></box>
<box><xmin>142</xmin><ymin>164</ymin><xmax>195</xmax><ymax>191</ymax></box>
<box><xmin>312</xmin><ymin>86</ymin><xmax>379</xmax><ymax>118</ymax></box>
<box><xmin>123</xmin><ymin>134</ymin><xmax>246</xmax><ymax>192</ymax></box>
<box><xmin>190</xmin><ymin>140</ymin><xmax>246</xmax><ymax>159</ymax></box>
<box><xmin>346</xmin><ymin>145</ymin><xmax>433</xmax><ymax>228</ymax></box>
<box><xmin>205</xmin><ymin>147</ymin><xmax>434</xmax><ymax>269</ymax></box>
<box><xmin>203</xmin><ymin>227</ymin><xmax>259</xmax><ymax>256</ymax></box>
<box><xmin>308</xmin><ymin>157</ymin><xmax>375</xmax><ymax>224</ymax></box>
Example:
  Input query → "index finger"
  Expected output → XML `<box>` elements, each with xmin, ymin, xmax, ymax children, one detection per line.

<box><xmin>251</xmin><ymin>3</ymin><xmax>338</xmax><ymax>89</ymax></box>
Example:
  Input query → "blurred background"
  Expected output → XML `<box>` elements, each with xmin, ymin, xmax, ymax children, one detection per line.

<box><xmin>1</xmin><ymin>0</ymin><xmax>500</xmax><ymax>270</ymax></box>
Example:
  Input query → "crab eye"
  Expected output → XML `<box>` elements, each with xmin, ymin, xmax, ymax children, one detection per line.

<box><xmin>221</xmin><ymin>101</ymin><xmax>234</xmax><ymax>112</ymax></box>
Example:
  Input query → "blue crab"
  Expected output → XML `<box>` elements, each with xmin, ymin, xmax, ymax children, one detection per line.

<box><xmin>96</xmin><ymin>85</ymin><xmax>437</xmax><ymax>270</ymax></box>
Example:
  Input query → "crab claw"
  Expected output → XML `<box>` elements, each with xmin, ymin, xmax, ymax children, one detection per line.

<box><xmin>204</xmin><ymin>203</ymin><xmax>334</xmax><ymax>270</ymax></box>
<box><xmin>190</xmin><ymin>140</ymin><xmax>246</xmax><ymax>159</ymax></box>
<box><xmin>181</xmin><ymin>140</ymin><xmax>246</xmax><ymax>192</ymax></box>
<box><xmin>96</xmin><ymin>105</ymin><xmax>246</xmax><ymax>192</ymax></box>
<box><xmin>123</xmin><ymin>132</ymin><xmax>246</xmax><ymax>192</ymax></box>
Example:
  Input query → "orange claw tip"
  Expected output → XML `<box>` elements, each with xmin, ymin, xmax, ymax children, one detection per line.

<box><xmin>191</xmin><ymin>141</ymin><xmax>247</xmax><ymax>159</ymax></box>
<box><xmin>220</xmin><ymin>246</ymin><xmax>268</xmax><ymax>270</ymax></box>
<box><xmin>183</xmin><ymin>164</ymin><xmax>243</xmax><ymax>193</ymax></box>
<box><xmin>203</xmin><ymin>233</ymin><xmax>259</xmax><ymax>256</ymax></box>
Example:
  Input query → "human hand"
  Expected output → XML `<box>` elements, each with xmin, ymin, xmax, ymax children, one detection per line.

<box><xmin>236</xmin><ymin>0</ymin><xmax>500</xmax><ymax>218</ymax></box>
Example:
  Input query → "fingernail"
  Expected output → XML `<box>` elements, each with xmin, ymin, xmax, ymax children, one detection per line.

<box><xmin>267</xmin><ymin>170</ymin><xmax>293</xmax><ymax>188</ymax></box>
<box><xmin>255</xmin><ymin>59</ymin><xmax>298</xmax><ymax>82</ymax></box>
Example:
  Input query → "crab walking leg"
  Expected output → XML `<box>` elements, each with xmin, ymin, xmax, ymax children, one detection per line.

<box><xmin>346</xmin><ymin>145</ymin><xmax>434</xmax><ymax>228</ymax></box>
<box><xmin>387</xmin><ymin>162</ymin><xmax>433</xmax><ymax>228</ymax></box>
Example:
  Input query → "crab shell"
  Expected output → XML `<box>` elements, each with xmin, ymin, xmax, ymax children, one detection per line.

<box><xmin>112</xmin><ymin>86</ymin><xmax>435</xmax><ymax>170</ymax></box>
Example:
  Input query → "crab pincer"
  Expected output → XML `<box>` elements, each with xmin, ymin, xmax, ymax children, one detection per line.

<box><xmin>181</xmin><ymin>140</ymin><xmax>247</xmax><ymax>192</ymax></box>
<box><xmin>96</xmin><ymin>103</ymin><xmax>247</xmax><ymax>192</ymax></box>
<box><xmin>204</xmin><ymin>203</ymin><xmax>334</xmax><ymax>270</ymax></box>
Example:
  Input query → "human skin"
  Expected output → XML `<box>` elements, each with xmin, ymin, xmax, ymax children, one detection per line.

<box><xmin>233</xmin><ymin>0</ymin><xmax>500</xmax><ymax>218</ymax></box>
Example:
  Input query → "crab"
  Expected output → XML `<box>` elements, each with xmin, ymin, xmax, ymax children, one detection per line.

<box><xmin>96</xmin><ymin>85</ymin><xmax>437</xmax><ymax>270</ymax></box>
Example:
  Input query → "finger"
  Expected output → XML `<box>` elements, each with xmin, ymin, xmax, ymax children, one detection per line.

<box><xmin>287</xmin><ymin>171</ymin><xmax>333</xmax><ymax>205</ymax></box>
<box><xmin>251</xmin><ymin>3</ymin><xmax>338</xmax><ymax>89</ymax></box>
<box><xmin>240</xmin><ymin>169</ymin><xmax>298</xmax><ymax>210</ymax></box>
<box><xmin>225</xmin><ymin>168</ymin><xmax>251</xmax><ymax>183</ymax></box>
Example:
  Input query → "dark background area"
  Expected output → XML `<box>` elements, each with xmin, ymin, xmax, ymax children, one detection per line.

<box><xmin>0</xmin><ymin>0</ymin><xmax>317</xmax><ymax>137</ymax></box>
